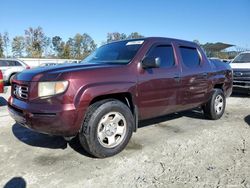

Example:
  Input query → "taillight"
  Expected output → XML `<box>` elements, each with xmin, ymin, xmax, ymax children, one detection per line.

<box><xmin>0</xmin><ymin>71</ymin><xmax>3</xmax><ymax>93</ymax></box>
<box><xmin>26</xmin><ymin>66</ymin><xmax>31</xmax><ymax>69</ymax></box>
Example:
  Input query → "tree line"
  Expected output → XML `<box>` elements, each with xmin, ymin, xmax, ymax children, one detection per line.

<box><xmin>0</xmin><ymin>26</ymin><xmax>144</xmax><ymax>59</ymax></box>
<box><xmin>1</xmin><ymin>27</ymin><xmax>245</xmax><ymax>60</ymax></box>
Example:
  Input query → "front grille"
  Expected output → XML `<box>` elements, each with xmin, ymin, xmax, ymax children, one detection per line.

<box><xmin>233</xmin><ymin>71</ymin><xmax>250</xmax><ymax>78</ymax></box>
<box><xmin>13</xmin><ymin>84</ymin><xmax>29</xmax><ymax>100</ymax></box>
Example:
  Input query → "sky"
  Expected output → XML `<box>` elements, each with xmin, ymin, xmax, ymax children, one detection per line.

<box><xmin>0</xmin><ymin>0</ymin><xmax>250</xmax><ymax>48</ymax></box>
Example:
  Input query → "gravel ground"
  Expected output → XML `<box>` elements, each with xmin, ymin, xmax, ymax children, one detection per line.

<box><xmin>0</xmin><ymin>87</ymin><xmax>249</xmax><ymax>188</ymax></box>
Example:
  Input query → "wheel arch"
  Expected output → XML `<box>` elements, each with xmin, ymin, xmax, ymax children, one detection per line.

<box><xmin>8</xmin><ymin>72</ymin><xmax>18</xmax><ymax>82</ymax></box>
<box><xmin>214</xmin><ymin>83</ymin><xmax>224</xmax><ymax>91</ymax></box>
<box><xmin>75</xmin><ymin>83</ymin><xmax>139</xmax><ymax>133</ymax></box>
<box><xmin>90</xmin><ymin>92</ymin><xmax>134</xmax><ymax>111</ymax></box>
<box><xmin>89</xmin><ymin>92</ymin><xmax>138</xmax><ymax>132</ymax></box>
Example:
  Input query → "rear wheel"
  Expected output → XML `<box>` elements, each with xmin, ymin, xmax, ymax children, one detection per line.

<box><xmin>203</xmin><ymin>89</ymin><xmax>225</xmax><ymax>120</ymax></box>
<box><xmin>79</xmin><ymin>99</ymin><xmax>134</xmax><ymax>158</ymax></box>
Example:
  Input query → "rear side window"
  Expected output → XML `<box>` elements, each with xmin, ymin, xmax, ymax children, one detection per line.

<box><xmin>8</xmin><ymin>61</ymin><xmax>21</xmax><ymax>66</ymax></box>
<box><xmin>0</xmin><ymin>60</ymin><xmax>8</xmax><ymax>66</ymax></box>
<box><xmin>147</xmin><ymin>45</ymin><xmax>175</xmax><ymax>68</ymax></box>
<box><xmin>180</xmin><ymin>47</ymin><xmax>200</xmax><ymax>68</ymax></box>
<box><xmin>14</xmin><ymin>61</ymin><xmax>22</xmax><ymax>66</ymax></box>
<box><xmin>7</xmin><ymin>61</ymin><xmax>15</xmax><ymax>66</ymax></box>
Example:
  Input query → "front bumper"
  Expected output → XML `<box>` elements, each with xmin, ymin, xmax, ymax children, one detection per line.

<box><xmin>8</xmin><ymin>96</ymin><xmax>85</xmax><ymax>136</ymax></box>
<box><xmin>233</xmin><ymin>80</ymin><xmax>250</xmax><ymax>89</ymax></box>
<box><xmin>233</xmin><ymin>80</ymin><xmax>250</xmax><ymax>93</ymax></box>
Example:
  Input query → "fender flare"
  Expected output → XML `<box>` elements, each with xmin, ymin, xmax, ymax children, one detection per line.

<box><xmin>74</xmin><ymin>82</ymin><xmax>139</xmax><ymax>132</ymax></box>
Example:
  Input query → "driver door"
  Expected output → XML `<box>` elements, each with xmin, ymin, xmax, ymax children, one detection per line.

<box><xmin>137</xmin><ymin>43</ymin><xmax>182</xmax><ymax>120</ymax></box>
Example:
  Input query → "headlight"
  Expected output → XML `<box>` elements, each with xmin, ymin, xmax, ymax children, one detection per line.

<box><xmin>38</xmin><ymin>81</ymin><xmax>69</xmax><ymax>97</ymax></box>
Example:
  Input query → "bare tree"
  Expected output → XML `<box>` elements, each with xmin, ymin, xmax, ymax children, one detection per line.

<box><xmin>127</xmin><ymin>32</ymin><xmax>144</xmax><ymax>39</ymax></box>
<box><xmin>12</xmin><ymin>36</ymin><xmax>25</xmax><ymax>57</ymax></box>
<box><xmin>107</xmin><ymin>32</ymin><xmax>127</xmax><ymax>43</ymax></box>
<box><xmin>3</xmin><ymin>32</ymin><xmax>10</xmax><ymax>58</ymax></box>
<box><xmin>0</xmin><ymin>34</ymin><xmax>4</xmax><ymax>58</ymax></box>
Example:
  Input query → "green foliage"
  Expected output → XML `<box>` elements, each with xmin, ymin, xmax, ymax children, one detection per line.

<box><xmin>51</xmin><ymin>33</ymin><xmax>96</xmax><ymax>59</ymax></box>
<box><xmin>127</xmin><ymin>32</ymin><xmax>144</xmax><ymax>39</ymax></box>
<box><xmin>24</xmin><ymin>27</ymin><xmax>48</xmax><ymax>58</ymax></box>
<box><xmin>3</xmin><ymin>27</ymin><xmax>246</xmax><ymax>60</ymax></box>
<box><xmin>12</xmin><ymin>36</ymin><xmax>25</xmax><ymax>57</ymax></box>
<box><xmin>107</xmin><ymin>32</ymin><xmax>127</xmax><ymax>43</ymax></box>
<box><xmin>3</xmin><ymin>27</ymin><xmax>146</xmax><ymax>59</ymax></box>
<box><xmin>72</xmin><ymin>33</ymin><xmax>96</xmax><ymax>59</ymax></box>
<box><xmin>106</xmin><ymin>32</ymin><xmax>144</xmax><ymax>43</ymax></box>
<box><xmin>52</xmin><ymin>36</ymin><xmax>64</xmax><ymax>57</ymax></box>
<box><xmin>72</xmin><ymin>33</ymin><xmax>82</xmax><ymax>59</ymax></box>
<box><xmin>193</xmin><ymin>40</ymin><xmax>201</xmax><ymax>45</ymax></box>
<box><xmin>64</xmin><ymin>38</ymin><xmax>74</xmax><ymax>59</ymax></box>
<box><xmin>81</xmin><ymin>33</ymin><xmax>97</xmax><ymax>58</ymax></box>
<box><xmin>43</xmin><ymin>37</ymin><xmax>52</xmax><ymax>57</ymax></box>
<box><xmin>62</xmin><ymin>42</ymin><xmax>71</xmax><ymax>59</ymax></box>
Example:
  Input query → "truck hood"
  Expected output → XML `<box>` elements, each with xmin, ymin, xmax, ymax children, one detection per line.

<box><xmin>230</xmin><ymin>62</ymin><xmax>250</xmax><ymax>69</ymax></box>
<box><xmin>15</xmin><ymin>63</ymin><xmax>123</xmax><ymax>81</ymax></box>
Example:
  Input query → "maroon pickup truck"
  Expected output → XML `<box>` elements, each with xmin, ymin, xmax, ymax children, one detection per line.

<box><xmin>8</xmin><ymin>37</ymin><xmax>232</xmax><ymax>157</ymax></box>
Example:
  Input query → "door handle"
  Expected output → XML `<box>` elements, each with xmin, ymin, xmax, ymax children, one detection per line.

<box><xmin>202</xmin><ymin>73</ymin><xmax>208</xmax><ymax>76</ymax></box>
<box><xmin>199</xmin><ymin>72</ymin><xmax>208</xmax><ymax>78</ymax></box>
<box><xmin>173</xmin><ymin>74</ymin><xmax>181</xmax><ymax>82</ymax></box>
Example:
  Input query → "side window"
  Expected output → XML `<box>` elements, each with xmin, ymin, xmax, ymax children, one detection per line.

<box><xmin>7</xmin><ymin>61</ymin><xmax>15</xmax><ymax>66</ymax></box>
<box><xmin>147</xmin><ymin>45</ymin><xmax>175</xmax><ymax>68</ymax></box>
<box><xmin>14</xmin><ymin>61</ymin><xmax>22</xmax><ymax>66</ymax></box>
<box><xmin>179</xmin><ymin>46</ymin><xmax>200</xmax><ymax>68</ymax></box>
<box><xmin>0</xmin><ymin>60</ymin><xmax>8</xmax><ymax>66</ymax></box>
<box><xmin>5</xmin><ymin>61</ymin><xmax>21</xmax><ymax>66</ymax></box>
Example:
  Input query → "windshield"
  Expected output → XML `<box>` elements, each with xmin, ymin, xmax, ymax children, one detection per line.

<box><xmin>80</xmin><ymin>40</ymin><xmax>144</xmax><ymax>64</ymax></box>
<box><xmin>232</xmin><ymin>53</ymin><xmax>250</xmax><ymax>63</ymax></box>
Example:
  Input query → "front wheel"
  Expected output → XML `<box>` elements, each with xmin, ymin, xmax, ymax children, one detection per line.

<box><xmin>203</xmin><ymin>89</ymin><xmax>226</xmax><ymax>120</ymax></box>
<box><xmin>79</xmin><ymin>99</ymin><xmax>134</xmax><ymax>158</ymax></box>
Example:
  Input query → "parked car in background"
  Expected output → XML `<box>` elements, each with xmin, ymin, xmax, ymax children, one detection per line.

<box><xmin>221</xmin><ymin>59</ymin><xmax>231</xmax><ymax>63</ymax></box>
<box><xmin>230</xmin><ymin>52</ymin><xmax>250</xmax><ymax>93</ymax></box>
<box><xmin>209</xmin><ymin>58</ymin><xmax>230</xmax><ymax>64</ymax></box>
<box><xmin>0</xmin><ymin>70</ymin><xmax>4</xmax><ymax>93</ymax></box>
<box><xmin>62</xmin><ymin>60</ymin><xmax>80</xmax><ymax>64</ymax></box>
<box><xmin>0</xmin><ymin>59</ymin><xmax>30</xmax><ymax>84</ymax></box>
<box><xmin>8</xmin><ymin>37</ymin><xmax>233</xmax><ymax>158</ymax></box>
<box><xmin>39</xmin><ymin>62</ymin><xmax>58</xmax><ymax>67</ymax></box>
<box><xmin>209</xmin><ymin>58</ymin><xmax>223</xmax><ymax>64</ymax></box>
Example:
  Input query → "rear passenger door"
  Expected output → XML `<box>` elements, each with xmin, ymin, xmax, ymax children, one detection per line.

<box><xmin>8</xmin><ymin>60</ymin><xmax>24</xmax><ymax>72</ymax></box>
<box><xmin>177</xmin><ymin>45</ymin><xmax>210</xmax><ymax>109</ymax></box>
<box><xmin>138</xmin><ymin>43</ymin><xmax>182</xmax><ymax>119</ymax></box>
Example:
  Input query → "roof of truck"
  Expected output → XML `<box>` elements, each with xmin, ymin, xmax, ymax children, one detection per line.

<box><xmin>108</xmin><ymin>37</ymin><xmax>196</xmax><ymax>45</ymax></box>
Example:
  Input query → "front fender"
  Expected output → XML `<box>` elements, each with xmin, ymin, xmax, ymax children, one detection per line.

<box><xmin>74</xmin><ymin>81</ymin><xmax>137</xmax><ymax>110</ymax></box>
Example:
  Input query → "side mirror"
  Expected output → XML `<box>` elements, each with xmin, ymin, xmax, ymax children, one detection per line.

<box><xmin>141</xmin><ymin>57</ymin><xmax>161</xmax><ymax>69</ymax></box>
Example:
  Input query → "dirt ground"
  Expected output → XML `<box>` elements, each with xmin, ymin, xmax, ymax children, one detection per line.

<box><xmin>0</xmin><ymin>87</ymin><xmax>249</xmax><ymax>188</ymax></box>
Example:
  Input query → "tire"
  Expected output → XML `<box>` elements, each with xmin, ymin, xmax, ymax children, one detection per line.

<box><xmin>9</xmin><ymin>74</ymin><xmax>16</xmax><ymax>84</ymax></box>
<box><xmin>203</xmin><ymin>89</ymin><xmax>226</xmax><ymax>120</ymax></box>
<box><xmin>79</xmin><ymin>99</ymin><xmax>134</xmax><ymax>158</ymax></box>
